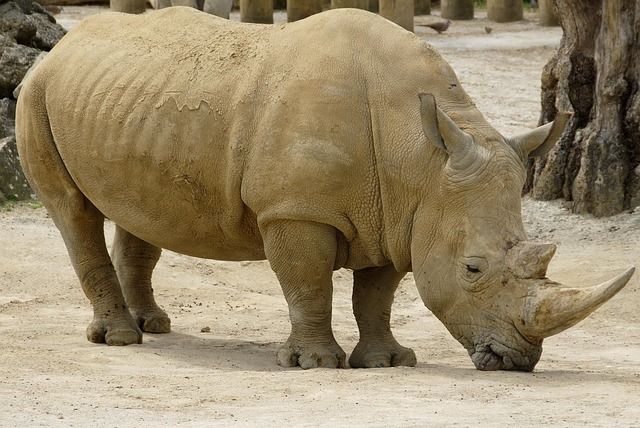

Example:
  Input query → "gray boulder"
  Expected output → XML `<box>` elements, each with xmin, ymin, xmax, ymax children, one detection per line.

<box><xmin>0</xmin><ymin>41</ymin><xmax>41</xmax><ymax>98</ymax></box>
<box><xmin>0</xmin><ymin>136</ymin><xmax>33</xmax><ymax>201</ymax></box>
<box><xmin>0</xmin><ymin>0</ymin><xmax>64</xmax><ymax>202</ymax></box>
<box><xmin>0</xmin><ymin>97</ymin><xmax>16</xmax><ymax>138</ymax></box>
<box><xmin>31</xmin><ymin>12</ymin><xmax>64</xmax><ymax>50</ymax></box>
<box><xmin>0</xmin><ymin>1</ymin><xmax>37</xmax><ymax>45</ymax></box>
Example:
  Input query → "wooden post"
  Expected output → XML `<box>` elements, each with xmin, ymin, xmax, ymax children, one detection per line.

<box><xmin>240</xmin><ymin>0</ymin><xmax>273</xmax><ymax>23</ymax></box>
<box><xmin>379</xmin><ymin>0</ymin><xmax>414</xmax><ymax>31</ymax></box>
<box><xmin>441</xmin><ymin>0</ymin><xmax>473</xmax><ymax>20</ymax></box>
<box><xmin>538</xmin><ymin>0</ymin><xmax>559</xmax><ymax>26</ymax></box>
<box><xmin>110</xmin><ymin>0</ymin><xmax>146</xmax><ymax>13</ymax></box>
<box><xmin>288</xmin><ymin>0</ymin><xmax>323</xmax><ymax>21</ymax></box>
<box><xmin>369</xmin><ymin>0</ymin><xmax>379</xmax><ymax>12</ymax></box>
<box><xmin>415</xmin><ymin>0</ymin><xmax>430</xmax><ymax>15</ymax></box>
<box><xmin>204</xmin><ymin>0</ymin><xmax>233</xmax><ymax>17</ymax></box>
<box><xmin>171</xmin><ymin>0</ymin><xmax>199</xmax><ymax>7</ymax></box>
<box><xmin>487</xmin><ymin>0</ymin><xmax>523</xmax><ymax>22</ymax></box>
<box><xmin>331</xmin><ymin>0</ymin><xmax>369</xmax><ymax>9</ymax></box>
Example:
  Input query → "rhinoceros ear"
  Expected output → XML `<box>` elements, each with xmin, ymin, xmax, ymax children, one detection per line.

<box><xmin>418</xmin><ymin>93</ymin><xmax>476</xmax><ymax>169</ymax></box>
<box><xmin>508</xmin><ymin>112</ymin><xmax>572</xmax><ymax>160</ymax></box>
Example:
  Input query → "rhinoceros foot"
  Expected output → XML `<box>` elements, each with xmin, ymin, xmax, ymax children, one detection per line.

<box><xmin>349</xmin><ymin>337</ymin><xmax>416</xmax><ymax>368</ymax></box>
<box><xmin>131</xmin><ymin>307</ymin><xmax>171</xmax><ymax>334</ymax></box>
<box><xmin>86</xmin><ymin>311</ymin><xmax>143</xmax><ymax>346</ymax></box>
<box><xmin>276</xmin><ymin>337</ymin><xmax>346</xmax><ymax>369</ymax></box>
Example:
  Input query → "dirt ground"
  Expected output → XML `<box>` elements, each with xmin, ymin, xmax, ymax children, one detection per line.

<box><xmin>2</xmin><ymin>7</ymin><xmax>640</xmax><ymax>427</ymax></box>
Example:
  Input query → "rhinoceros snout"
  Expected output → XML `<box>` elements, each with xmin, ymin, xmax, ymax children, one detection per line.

<box><xmin>469</xmin><ymin>341</ymin><xmax>541</xmax><ymax>372</ymax></box>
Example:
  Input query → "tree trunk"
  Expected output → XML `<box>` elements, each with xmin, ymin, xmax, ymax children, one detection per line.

<box><xmin>288</xmin><ymin>0</ymin><xmax>322</xmax><ymax>21</ymax></box>
<box><xmin>110</xmin><ymin>0</ymin><xmax>145</xmax><ymax>13</ymax></box>
<box><xmin>441</xmin><ymin>0</ymin><xmax>473</xmax><ymax>20</ymax></box>
<box><xmin>415</xmin><ymin>0</ymin><xmax>430</xmax><ymax>14</ymax></box>
<box><xmin>526</xmin><ymin>0</ymin><xmax>640</xmax><ymax>216</ymax></box>
<box><xmin>487</xmin><ymin>0</ymin><xmax>522</xmax><ymax>22</ymax></box>
<box><xmin>379</xmin><ymin>0</ymin><xmax>414</xmax><ymax>31</ymax></box>
<box><xmin>240</xmin><ymin>0</ymin><xmax>273</xmax><ymax>23</ymax></box>
<box><xmin>331</xmin><ymin>0</ymin><xmax>369</xmax><ymax>8</ymax></box>
<box><xmin>538</xmin><ymin>0</ymin><xmax>559</xmax><ymax>26</ymax></box>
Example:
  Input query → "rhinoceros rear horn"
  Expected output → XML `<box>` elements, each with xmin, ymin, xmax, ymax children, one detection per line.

<box><xmin>418</xmin><ymin>93</ymin><xmax>479</xmax><ymax>170</ymax></box>
<box><xmin>520</xmin><ymin>267</ymin><xmax>635</xmax><ymax>339</ymax></box>
<box><xmin>508</xmin><ymin>112</ymin><xmax>572</xmax><ymax>160</ymax></box>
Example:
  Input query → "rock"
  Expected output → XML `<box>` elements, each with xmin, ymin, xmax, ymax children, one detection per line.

<box><xmin>0</xmin><ymin>2</ymin><xmax>37</xmax><ymax>45</ymax></box>
<box><xmin>0</xmin><ymin>0</ymin><xmax>65</xmax><ymax>203</ymax></box>
<box><xmin>0</xmin><ymin>41</ymin><xmax>41</xmax><ymax>98</ymax></box>
<box><xmin>13</xmin><ymin>51</ymin><xmax>46</xmax><ymax>98</ymax></box>
<box><xmin>0</xmin><ymin>97</ymin><xmax>16</xmax><ymax>138</ymax></box>
<box><xmin>31</xmin><ymin>2</ymin><xmax>57</xmax><ymax>22</ymax></box>
<box><xmin>0</xmin><ymin>135</ymin><xmax>33</xmax><ymax>201</ymax></box>
<box><xmin>30</xmin><ymin>12</ymin><xmax>64</xmax><ymax>50</ymax></box>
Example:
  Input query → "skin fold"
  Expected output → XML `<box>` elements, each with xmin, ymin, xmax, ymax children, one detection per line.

<box><xmin>15</xmin><ymin>7</ymin><xmax>632</xmax><ymax>370</ymax></box>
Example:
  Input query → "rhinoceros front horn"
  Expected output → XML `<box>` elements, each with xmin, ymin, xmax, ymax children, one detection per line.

<box><xmin>520</xmin><ymin>267</ymin><xmax>635</xmax><ymax>339</ymax></box>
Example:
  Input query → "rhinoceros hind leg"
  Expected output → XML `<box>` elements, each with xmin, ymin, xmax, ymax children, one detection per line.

<box><xmin>16</xmin><ymin>94</ymin><xmax>142</xmax><ymax>345</ymax></box>
<box><xmin>112</xmin><ymin>226</ymin><xmax>171</xmax><ymax>333</ymax></box>
<box><xmin>349</xmin><ymin>265</ymin><xmax>416</xmax><ymax>368</ymax></box>
<box><xmin>51</xmin><ymin>201</ymin><xmax>143</xmax><ymax>346</ymax></box>
<box><xmin>262</xmin><ymin>220</ymin><xmax>346</xmax><ymax>369</ymax></box>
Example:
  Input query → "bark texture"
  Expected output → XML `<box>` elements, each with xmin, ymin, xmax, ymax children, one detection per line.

<box><xmin>526</xmin><ymin>0</ymin><xmax>640</xmax><ymax>216</ymax></box>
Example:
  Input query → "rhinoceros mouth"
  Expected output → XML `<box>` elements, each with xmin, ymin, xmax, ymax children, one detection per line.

<box><xmin>469</xmin><ymin>336</ymin><xmax>541</xmax><ymax>372</ymax></box>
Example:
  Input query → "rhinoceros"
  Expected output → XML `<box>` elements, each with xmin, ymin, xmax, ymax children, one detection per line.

<box><xmin>16</xmin><ymin>7</ymin><xmax>634</xmax><ymax>371</ymax></box>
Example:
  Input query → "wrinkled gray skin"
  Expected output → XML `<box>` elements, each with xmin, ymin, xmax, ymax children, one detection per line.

<box><xmin>16</xmin><ymin>8</ymin><xmax>633</xmax><ymax>371</ymax></box>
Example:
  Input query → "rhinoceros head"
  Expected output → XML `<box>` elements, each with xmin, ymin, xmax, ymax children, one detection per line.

<box><xmin>411</xmin><ymin>94</ymin><xmax>634</xmax><ymax>371</ymax></box>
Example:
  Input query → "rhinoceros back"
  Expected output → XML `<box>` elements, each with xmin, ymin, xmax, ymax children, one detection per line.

<box><xmin>31</xmin><ymin>8</ymin><xmax>277</xmax><ymax>259</ymax></box>
<box><xmin>24</xmin><ymin>7</ymin><xmax>462</xmax><ymax>268</ymax></box>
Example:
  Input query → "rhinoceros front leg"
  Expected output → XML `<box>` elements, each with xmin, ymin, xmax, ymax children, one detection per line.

<box><xmin>349</xmin><ymin>265</ymin><xmax>417</xmax><ymax>368</ymax></box>
<box><xmin>111</xmin><ymin>226</ymin><xmax>170</xmax><ymax>334</ymax></box>
<box><xmin>262</xmin><ymin>220</ymin><xmax>346</xmax><ymax>369</ymax></box>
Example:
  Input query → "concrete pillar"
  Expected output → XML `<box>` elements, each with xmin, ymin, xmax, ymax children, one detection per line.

<box><xmin>379</xmin><ymin>0</ymin><xmax>414</xmax><ymax>31</ymax></box>
<box><xmin>414</xmin><ymin>0</ymin><xmax>430</xmax><ymax>15</ymax></box>
<box><xmin>538</xmin><ymin>0</ymin><xmax>559</xmax><ymax>26</ymax></box>
<box><xmin>441</xmin><ymin>0</ymin><xmax>473</xmax><ymax>20</ymax></box>
<box><xmin>171</xmin><ymin>0</ymin><xmax>198</xmax><ymax>7</ymax></box>
<box><xmin>240</xmin><ymin>0</ymin><xmax>273</xmax><ymax>23</ymax></box>
<box><xmin>204</xmin><ymin>0</ymin><xmax>233</xmax><ymax>17</ymax></box>
<box><xmin>487</xmin><ymin>0</ymin><xmax>523</xmax><ymax>22</ymax></box>
<box><xmin>331</xmin><ymin>0</ymin><xmax>369</xmax><ymax>9</ymax></box>
<box><xmin>110</xmin><ymin>0</ymin><xmax>145</xmax><ymax>13</ymax></box>
<box><xmin>288</xmin><ymin>0</ymin><xmax>322</xmax><ymax>21</ymax></box>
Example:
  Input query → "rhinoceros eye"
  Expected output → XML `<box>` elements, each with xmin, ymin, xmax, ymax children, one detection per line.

<box><xmin>466</xmin><ymin>265</ymin><xmax>481</xmax><ymax>274</ymax></box>
<box><xmin>459</xmin><ymin>257</ymin><xmax>489</xmax><ymax>290</ymax></box>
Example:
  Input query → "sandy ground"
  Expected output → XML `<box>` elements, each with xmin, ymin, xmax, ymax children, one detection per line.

<box><xmin>2</xmin><ymin>7</ymin><xmax>640</xmax><ymax>428</ymax></box>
